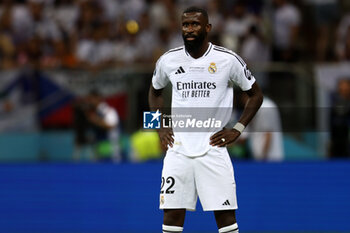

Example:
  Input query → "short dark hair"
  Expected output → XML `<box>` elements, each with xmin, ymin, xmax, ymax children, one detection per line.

<box><xmin>183</xmin><ymin>6</ymin><xmax>209</xmax><ymax>23</ymax></box>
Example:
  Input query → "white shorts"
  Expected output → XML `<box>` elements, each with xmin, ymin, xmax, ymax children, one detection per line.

<box><xmin>159</xmin><ymin>147</ymin><xmax>238</xmax><ymax>211</ymax></box>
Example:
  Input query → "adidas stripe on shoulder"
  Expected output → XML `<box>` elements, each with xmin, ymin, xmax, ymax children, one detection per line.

<box><xmin>213</xmin><ymin>45</ymin><xmax>246</xmax><ymax>67</ymax></box>
<box><xmin>164</xmin><ymin>46</ymin><xmax>184</xmax><ymax>55</ymax></box>
<box><xmin>157</xmin><ymin>46</ymin><xmax>184</xmax><ymax>64</ymax></box>
<box><xmin>156</xmin><ymin>46</ymin><xmax>184</xmax><ymax>67</ymax></box>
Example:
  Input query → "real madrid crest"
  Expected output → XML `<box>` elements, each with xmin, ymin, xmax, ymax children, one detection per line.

<box><xmin>160</xmin><ymin>195</ymin><xmax>164</xmax><ymax>205</ymax></box>
<box><xmin>208</xmin><ymin>62</ymin><xmax>217</xmax><ymax>74</ymax></box>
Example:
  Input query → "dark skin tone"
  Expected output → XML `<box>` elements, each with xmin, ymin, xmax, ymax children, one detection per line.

<box><xmin>210</xmin><ymin>82</ymin><xmax>263</xmax><ymax>147</ymax></box>
<box><xmin>148</xmin><ymin>11</ymin><xmax>263</xmax><ymax>230</ymax></box>
<box><xmin>182</xmin><ymin>12</ymin><xmax>211</xmax><ymax>58</ymax></box>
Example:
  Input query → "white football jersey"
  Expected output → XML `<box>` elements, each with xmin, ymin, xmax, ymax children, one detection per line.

<box><xmin>152</xmin><ymin>43</ymin><xmax>256</xmax><ymax>157</ymax></box>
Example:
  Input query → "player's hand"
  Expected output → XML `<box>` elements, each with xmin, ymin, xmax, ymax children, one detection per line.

<box><xmin>157</xmin><ymin>128</ymin><xmax>174</xmax><ymax>150</ymax></box>
<box><xmin>210</xmin><ymin>128</ymin><xmax>241</xmax><ymax>147</ymax></box>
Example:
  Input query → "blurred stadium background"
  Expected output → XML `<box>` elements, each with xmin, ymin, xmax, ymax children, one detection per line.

<box><xmin>0</xmin><ymin>0</ymin><xmax>349</xmax><ymax>232</ymax></box>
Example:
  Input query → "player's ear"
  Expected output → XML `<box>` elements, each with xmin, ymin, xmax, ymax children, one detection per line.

<box><xmin>206</xmin><ymin>23</ymin><xmax>212</xmax><ymax>33</ymax></box>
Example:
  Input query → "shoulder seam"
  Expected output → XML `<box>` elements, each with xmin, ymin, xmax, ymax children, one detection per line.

<box><xmin>165</xmin><ymin>47</ymin><xmax>183</xmax><ymax>55</ymax></box>
<box><xmin>213</xmin><ymin>45</ymin><xmax>227</xmax><ymax>50</ymax></box>
<box><xmin>213</xmin><ymin>48</ymin><xmax>245</xmax><ymax>67</ymax></box>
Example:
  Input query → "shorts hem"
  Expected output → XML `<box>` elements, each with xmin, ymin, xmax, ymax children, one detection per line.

<box><xmin>203</xmin><ymin>206</ymin><xmax>238</xmax><ymax>211</ymax></box>
<box><xmin>160</xmin><ymin>207</ymin><xmax>196</xmax><ymax>211</ymax></box>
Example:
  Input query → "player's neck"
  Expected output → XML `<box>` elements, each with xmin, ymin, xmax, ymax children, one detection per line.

<box><xmin>186</xmin><ymin>41</ymin><xmax>209</xmax><ymax>59</ymax></box>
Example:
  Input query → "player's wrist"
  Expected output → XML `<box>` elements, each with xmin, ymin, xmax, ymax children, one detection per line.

<box><xmin>233</xmin><ymin>122</ymin><xmax>245</xmax><ymax>134</ymax></box>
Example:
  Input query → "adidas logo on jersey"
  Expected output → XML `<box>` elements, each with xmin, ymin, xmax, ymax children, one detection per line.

<box><xmin>222</xmin><ymin>200</ymin><xmax>231</xmax><ymax>206</ymax></box>
<box><xmin>175</xmin><ymin>66</ymin><xmax>185</xmax><ymax>74</ymax></box>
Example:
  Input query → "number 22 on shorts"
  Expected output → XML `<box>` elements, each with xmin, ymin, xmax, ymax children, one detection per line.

<box><xmin>160</xmin><ymin>176</ymin><xmax>175</xmax><ymax>194</ymax></box>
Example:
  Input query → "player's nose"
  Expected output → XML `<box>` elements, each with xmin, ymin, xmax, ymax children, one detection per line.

<box><xmin>184</xmin><ymin>25</ymin><xmax>195</xmax><ymax>33</ymax></box>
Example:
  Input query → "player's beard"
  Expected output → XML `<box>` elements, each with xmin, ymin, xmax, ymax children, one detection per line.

<box><xmin>183</xmin><ymin>31</ymin><xmax>206</xmax><ymax>54</ymax></box>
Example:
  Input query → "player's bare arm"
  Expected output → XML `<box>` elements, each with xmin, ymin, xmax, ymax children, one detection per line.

<box><xmin>210</xmin><ymin>82</ymin><xmax>263</xmax><ymax>147</ymax></box>
<box><xmin>148</xmin><ymin>84</ymin><xmax>174</xmax><ymax>148</ymax></box>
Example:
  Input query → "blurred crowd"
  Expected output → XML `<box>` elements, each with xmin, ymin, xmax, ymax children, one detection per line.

<box><xmin>1</xmin><ymin>0</ymin><xmax>350</xmax><ymax>71</ymax></box>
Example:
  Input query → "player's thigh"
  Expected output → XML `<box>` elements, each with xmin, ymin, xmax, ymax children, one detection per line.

<box><xmin>160</xmin><ymin>151</ymin><xmax>197</xmax><ymax>211</ymax></box>
<box><xmin>194</xmin><ymin>148</ymin><xmax>237</xmax><ymax>211</ymax></box>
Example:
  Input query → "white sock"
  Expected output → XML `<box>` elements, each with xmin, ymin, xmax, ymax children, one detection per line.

<box><xmin>162</xmin><ymin>224</ymin><xmax>183</xmax><ymax>233</ymax></box>
<box><xmin>218</xmin><ymin>223</ymin><xmax>239</xmax><ymax>233</ymax></box>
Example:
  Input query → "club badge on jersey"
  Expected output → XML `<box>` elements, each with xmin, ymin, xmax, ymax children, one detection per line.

<box><xmin>208</xmin><ymin>62</ymin><xmax>217</xmax><ymax>74</ymax></box>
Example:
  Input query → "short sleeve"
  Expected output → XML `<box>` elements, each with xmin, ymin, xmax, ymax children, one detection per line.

<box><xmin>152</xmin><ymin>56</ymin><xmax>169</xmax><ymax>90</ymax></box>
<box><xmin>229</xmin><ymin>53</ymin><xmax>256</xmax><ymax>91</ymax></box>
